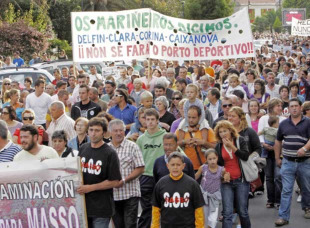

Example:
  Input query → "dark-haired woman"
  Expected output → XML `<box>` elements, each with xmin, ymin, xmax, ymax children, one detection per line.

<box><xmin>1</xmin><ymin>106</ymin><xmax>23</xmax><ymax>136</ymax></box>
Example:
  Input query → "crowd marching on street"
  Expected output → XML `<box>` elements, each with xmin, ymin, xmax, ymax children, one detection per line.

<box><xmin>1</xmin><ymin>33</ymin><xmax>310</xmax><ymax>228</ymax></box>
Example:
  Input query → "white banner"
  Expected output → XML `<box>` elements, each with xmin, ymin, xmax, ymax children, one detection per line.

<box><xmin>291</xmin><ymin>17</ymin><xmax>310</xmax><ymax>36</ymax></box>
<box><xmin>71</xmin><ymin>8</ymin><xmax>254</xmax><ymax>62</ymax></box>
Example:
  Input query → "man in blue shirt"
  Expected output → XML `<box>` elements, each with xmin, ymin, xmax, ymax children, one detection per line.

<box><xmin>108</xmin><ymin>89</ymin><xmax>137</xmax><ymax>133</ymax></box>
<box><xmin>13</xmin><ymin>51</ymin><xmax>24</xmax><ymax>67</ymax></box>
<box><xmin>275</xmin><ymin>98</ymin><xmax>310</xmax><ymax>226</ymax></box>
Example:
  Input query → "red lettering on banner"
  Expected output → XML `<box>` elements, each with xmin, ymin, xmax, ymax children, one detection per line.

<box><xmin>234</xmin><ymin>44</ymin><xmax>241</xmax><ymax>54</ymax></box>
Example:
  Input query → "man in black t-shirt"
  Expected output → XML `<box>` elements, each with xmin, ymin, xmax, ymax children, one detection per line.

<box><xmin>151</xmin><ymin>152</ymin><xmax>205</xmax><ymax>228</ymax></box>
<box><xmin>78</xmin><ymin>117</ymin><xmax>122</xmax><ymax>228</ymax></box>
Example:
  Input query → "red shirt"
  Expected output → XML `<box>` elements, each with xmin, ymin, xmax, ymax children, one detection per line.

<box><xmin>14</xmin><ymin>128</ymin><xmax>44</xmax><ymax>144</ymax></box>
<box><xmin>222</xmin><ymin>145</ymin><xmax>241</xmax><ymax>180</ymax></box>
<box><xmin>127</xmin><ymin>82</ymin><xmax>147</xmax><ymax>94</ymax></box>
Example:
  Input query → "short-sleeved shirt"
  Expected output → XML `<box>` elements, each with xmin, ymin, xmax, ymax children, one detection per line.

<box><xmin>78</xmin><ymin>143</ymin><xmax>122</xmax><ymax>217</ymax></box>
<box><xmin>108</xmin><ymin>139</ymin><xmax>145</xmax><ymax>201</ymax></box>
<box><xmin>0</xmin><ymin>141</ymin><xmax>22</xmax><ymax>162</ymax></box>
<box><xmin>13</xmin><ymin>145</ymin><xmax>59</xmax><ymax>161</ymax></box>
<box><xmin>152</xmin><ymin>174</ymin><xmax>204</xmax><ymax>228</ymax></box>
<box><xmin>176</xmin><ymin>128</ymin><xmax>216</xmax><ymax>170</ymax></box>
<box><xmin>277</xmin><ymin>116</ymin><xmax>310</xmax><ymax>158</ymax></box>
<box><xmin>108</xmin><ymin>104</ymin><xmax>137</xmax><ymax>126</ymax></box>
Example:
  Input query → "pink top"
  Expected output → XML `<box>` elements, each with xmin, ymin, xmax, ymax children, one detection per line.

<box><xmin>251</xmin><ymin>119</ymin><xmax>259</xmax><ymax>133</ymax></box>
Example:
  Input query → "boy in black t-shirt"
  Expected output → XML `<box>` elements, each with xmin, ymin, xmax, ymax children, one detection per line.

<box><xmin>151</xmin><ymin>152</ymin><xmax>205</xmax><ymax>228</ymax></box>
<box><xmin>77</xmin><ymin>117</ymin><xmax>122</xmax><ymax>228</ymax></box>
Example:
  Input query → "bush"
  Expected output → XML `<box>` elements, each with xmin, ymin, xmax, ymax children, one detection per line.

<box><xmin>49</xmin><ymin>39</ymin><xmax>72</xmax><ymax>59</ymax></box>
<box><xmin>0</xmin><ymin>20</ymin><xmax>48</xmax><ymax>61</ymax></box>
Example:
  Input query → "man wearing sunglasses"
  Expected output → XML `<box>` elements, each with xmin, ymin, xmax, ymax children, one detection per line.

<box><xmin>212</xmin><ymin>97</ymin><xmax>233</xmax><ymax>128</ymax></box>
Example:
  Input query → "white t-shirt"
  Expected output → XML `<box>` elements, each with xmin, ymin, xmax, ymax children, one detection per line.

<box><xmin>13</xmin><ymin>145</ymin><xmax>59</xmax><ymax>162</ymax></box>
<box><xmin>89</xmin><ymin>73</ymin><xmax>102</xmax><ymax>85</ymax></box>
<box><xmin>25</xmin><ymin>92</ymin><xmax>52</xmax><ymax>125</ymax></box>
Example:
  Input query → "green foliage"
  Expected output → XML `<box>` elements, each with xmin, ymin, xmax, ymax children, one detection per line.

<box><xmin>49</xmin><ymin>39</ymin><xmax>72</xmax><ymax>59</ymax></box>
<box><xmin>273</xmin><ymin>16</ymin><xmax>282</xmax><ymax>33</ymax></box>
<box><xmin>48</xmin><ymin>0</ymin><xmax>82</xmax><ymax>43</ymax></box>
<box><xmin>0</xmin><ymin>20</ymin><xmax>48</xmax><ymax>61</ymax></box>
<box><xmin>252</xmin><ymin>9</ymin><xmax>282</xmax><ymax>33</ymax></box>
<box><xmin>184</xmin><ymin>0</ymin><xmax>234</xmax><ymax>19</ymax></box>
<box><xmin>283</xmin><ymin>0</ymin><xmax>310</xmax><ymax>18</ymax></box>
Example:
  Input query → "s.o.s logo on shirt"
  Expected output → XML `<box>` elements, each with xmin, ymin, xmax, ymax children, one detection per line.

<box><xmin>81</xmin><ymin>157</ymin><xmax>102</xmax><ymax>175</ymax></box>
<box><xmin>163</xmin><ymin>192</ymin><xmax>190</xmax><ymax>208</ymax></box>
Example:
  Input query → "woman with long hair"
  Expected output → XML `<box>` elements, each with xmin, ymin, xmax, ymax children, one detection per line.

<box><xmin>214</xmin><ymin>120</ymin><xmax>251</xmax><ymax>228</ymax></box>
<box><xmin>1</xmin><ymin>78</ymin><xmax>12</xmax><ymax>103</ymax></box>
<box><xmin>246</xmin><ymin>98</ymin><xmax>261</xmax><ymax>133</ymax></box>
<box><xmin>250</xmin><ymin>78</ymin><xmax>270</xmax><ymax>110</ymax></box>
<box><xmin>277</xmin><ymin>56</ymin><xmax>286</xmax><ymax>73</ymax></box>
<box><xmin>168</xmin><ymin>91</ymin><xmax>183</xmax><ymax>119</ymax></box>
<box><xmin>1</xmin><ymin>106</ymin><xmax>23</xmax><ymax>136</ymax></box>
<box><xmin>2</xmin><ymin>89</ymin><xmax>22</xmax><ymax>110</ymax></box>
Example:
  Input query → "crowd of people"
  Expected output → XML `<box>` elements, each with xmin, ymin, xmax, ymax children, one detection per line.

<box><xmin>0</xmin><ymin>34</ymin><xmax>310</xmax><ymax>228</ymax></box>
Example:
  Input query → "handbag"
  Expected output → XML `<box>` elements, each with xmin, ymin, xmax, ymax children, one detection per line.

<box><xmin>236</xmin><ymin>137</ymin><xmax>259</xmax><ymax>182</ymax></box>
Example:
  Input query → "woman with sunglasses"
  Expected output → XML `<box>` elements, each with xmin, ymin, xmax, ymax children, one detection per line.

<box><xmin>1</xmin><ymin>106</ymin><xmax>23</xmax><ymax>136</ymax></box>
<box><xmin>12</xmin><ymin>109</ymin><xmax>44</xmax><ymax>145</ymax></box>
<box><xmin>168</xmin><ymin>91</ymin><xmax>183</xmax><ymax>119</ymax></box>
<box><xmin>1</xmin><ymin>78</ymin><xmax>12</xmax><ymax>103</ymax></box>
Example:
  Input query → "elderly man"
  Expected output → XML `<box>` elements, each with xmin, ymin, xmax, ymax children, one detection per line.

<box><xmin>46</xmin><ymin>101</ymin><xmax>76</xmax><ymax>146</ymax></box>
<box><xmin>153</xmin><ymin>133</ymin><xmax>195</xmax><ymax>183</ymax></box>
<box><xmin>108</xmin><ymin>119</ymin><xmax>145</xmax><ymax>228</ymax></box>
<box><xmin>166</xmin><ymin>68</ymin><xmax>177</xmax><ymax>90</ymax></box>
<box><xmin>0</xmin><ymin>121</ymin><xmax>22</xmax><ymax>162</ymax></box>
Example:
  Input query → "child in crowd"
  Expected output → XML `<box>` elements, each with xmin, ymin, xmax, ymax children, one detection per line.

<box><xmin>178</xmin><ymin>84</ymin><xmax>210</xmax><ymax>145</ymax></box>
<box><xmin>195</xmin><ymin>149</ymin><xmax>229</xmax><ymax>228</ymax></box>
<box><xmin>134</xmin><ymin>91</ymin><xmax>155</xmax><ymax>132</ymax></box>
<box><xmin>258</xmin><ymin>116</ymin><xmax>279</xmax><ymax>158</ymax></box>
<box><xmin>151</xmin><ymin>152</ymin><xmax>205</xmax><ymax>228</ymax></box>
<box><xmin>225</xmin><ymin>74</ymin><xmax>247</xmax><ymax>98</ymax></box>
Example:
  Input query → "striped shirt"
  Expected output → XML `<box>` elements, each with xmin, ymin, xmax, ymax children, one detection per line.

<box><xmin>276</xmin><ymin>72</ymin><xmax>298</xmax><ymax>86</ymax></box>
<box><xmin>0</xmin><ymin>141</ymin><xmax>22</xmax><ymax>162</ymax></box>
<box><xmin>46</xmin><ymin>113</ymin><xmax>77</xmax><ymax>146</ymax></box>
<box><xmin>109</xmin><ymin>139</ymin><xmax>145</xmax><ymax>201</ymax></box>
<box><xmin>277</xmin><ymin>116</ymin><xmax>310</xmax><ymax>157</ymax></box>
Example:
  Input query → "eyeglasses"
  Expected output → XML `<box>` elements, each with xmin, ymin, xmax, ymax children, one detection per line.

<box><xmin>114</xmin><ymin>94</ymin><xmax>123</xmax><ymax>97</ymax></box>
<box><xmin>4</xmin><ymin>83</ymin><xmax>11</xmax><ymax>86</ymax></box>
<box><xmin>23</xmin><ymin>117</ymin><xmax>34</xmax><ymax>121</ymax></box>
<box><xmin>1</xmin><ymin>112</ymin><xmax>9</xmax><ymax>115</ymax></box>
<box><xmin>223</xmin><ymin>104</ymin><xmax>233</xmax><ymax>108</ymax></box>
<box><xmin>172</xmin><ymin>97</ymin><xmax>181</xmax><ymax>100</ymax></box>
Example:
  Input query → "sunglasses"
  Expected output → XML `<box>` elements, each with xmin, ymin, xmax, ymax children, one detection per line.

<box><xmin>23</xmin><ymin>117</ymin><xmax>34</xmax><ymax>121</ymax></box>
<box><xmin>172</xmin><ymin>97</ymin><xmax>181</xmax><ymax>100</ymax></box>
<box><xmin>223</xmin><ymin>104</ymin><xmax>233</xmax><ymax>108</ymax></box>
<box><xmin>2</xmin><ymin>112</ymin><xmax>9</xmax><ymax>115</ymax></box>
<box><xmin>4</xmin><ymin>83</ymin><xmax>11</xmax><ymax>86</ymax></box>
<box><xmin>114</xmin><ymin>94</ymin><xmax>123</xmax><ymax>97</ymax></box>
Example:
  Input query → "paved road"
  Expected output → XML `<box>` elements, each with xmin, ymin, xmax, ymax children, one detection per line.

<box><xmin>108</xmin><ymin>187</ymin><xmax>309</xmax><ymax>228</ymax></box>
<box><xmin>215</xmin><ymin>190</ymin><xmax>309</xmax><ymax>228</ymax></box>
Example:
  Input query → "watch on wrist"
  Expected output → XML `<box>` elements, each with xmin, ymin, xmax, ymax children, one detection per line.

<box><xmin>302</xmin><ymin>147</ymin><xmax>307</xmax><ymax>152</ymax></box>
<box><xmin>122</xmin><ymin>178</ymin><xmax>126</xmax><ymax>184</ymax></box>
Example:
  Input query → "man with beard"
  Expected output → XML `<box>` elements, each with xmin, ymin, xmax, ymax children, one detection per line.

<box><xmin>13</xmin><ymin>125</ymin><xmax>58</xmax><ymax>161</ymax></box>
<box><xmin>265</xmin><ymin>72</ymin><xmax>281</xmax><ymax>99</ymax></box>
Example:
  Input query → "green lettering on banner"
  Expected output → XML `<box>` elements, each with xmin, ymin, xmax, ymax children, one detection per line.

<box><xmin>215</xmin><ymin>22</ymin><xmax>223</xmax><ymax>30</ymax></box>
<box><xmin>152</xmin><ymin>13</ymin><xmax>160</xmax><ymax>28</ymax></box>
<box><xmin>160</xmin><ymin>17</ymin><xmax>167</xmax><ymax>29</ymax></box>
<box><xmin>83</xmin><ymin>16</ymin><xmax>90</xmax><ymax>31</ymax></box>
<box><xmin>75</xmin><ymin>16</ymin><xmax>82</xmax><ymax>31</ymax></box>
<box><xmin>178</xmin><ymin>22</ymin><xmax>186</xmax><ymax>32</ymax></box>
<box><xmin>97</xmin><ymin>17</ymin><xmax>106</xmax><ymax>30</ymax></box>
<box><xmin>192</xmin><ymin>23</ymin><xmax>199</xmax><ymax>33</ymax></box>
<box><xmin>107</xmin><ymin>17</ymin><xmax>116</xmax><ymax>29</ymax></box>
<box><xmin>132</xmin><ymin>13</ymin><xmax>141</xmax><ymax>28</ymax></box>
<box><xmin>167</xmin><ymin>20</ymin><xmax>174</xmax><ymax>30</ymax></box>
<box><xmin>205</xmin><ymin>23</ymin><xmax>215</xmax><ymax>33</ymax></box>
<box><xmin>117</xmin><ymin>15</ymin><xmax>125</xmax><ymax>29</ymax></box>
<box><xmin>142</xmin><ymin>12</ymin><xmax>149</xmax><ymax>28</ymax></box>
<box><xmin>223</xmin><ymin>18</ymin><xmax>232</xmax><ymax>29</ymax></box>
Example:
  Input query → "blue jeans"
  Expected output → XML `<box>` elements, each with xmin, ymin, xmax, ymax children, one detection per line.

<box><xmin>221</xmin><ymin>178</ymin><xmax>251</xmax><ymax>228</ymax></box>
<box><xmin>279</xmin><ymin>157</ymin><xmax>310</xmax><ymax>221</ymax></box>
<box><xmin>88</xmin><ymin>217</ymin><xmax>110</xmax><ymax>228</ymax></box>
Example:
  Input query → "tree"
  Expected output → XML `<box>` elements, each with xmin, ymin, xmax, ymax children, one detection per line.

<box><xmin>252</xmin><ymin>16</ymin><xmax>268</xmax><ymax>33</ymax></box>
<box><xmin>273</xmin><ymin>16</ymin><xmax>282</xmax><ymax>33</ymax></box>
<box><xmin>0</xmin><ymin>20</ymin><xmax>48</xmax><ymax>60</ymax></box>
<box><xmin>184</xmin><ymin>0</ymin><xmax>234</xmax><ymax>20</ymax></box>
<box><xmin>48</xmin><ymin>0</ymin><xmax>81</xmax><ymax>42</ymax></box>
<box><xmin>283</xmin><ymin>0</ymin><xmax>310</xmax><ymax>18</ymax></box>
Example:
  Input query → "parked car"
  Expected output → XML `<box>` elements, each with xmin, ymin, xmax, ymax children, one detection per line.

<box><xmin>32</xmin><ymin>60</ymin><xmax>106</xmax><ymax>76</ymax></box>
<box><xmin>0</xmin><ymin>67</ymin><xmax>54</xmax><ymax>89</ymax></box>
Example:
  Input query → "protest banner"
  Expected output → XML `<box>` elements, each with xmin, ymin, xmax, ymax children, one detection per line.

<box><xmin>71</xmin><ymin>7</ymin><xmax>254</xmax><ymax>62</ymax></box>
<box><xmin>291</xmin><ymin>17</ymin><xmax>310</xmax><ymax>36</ymax></box>
<box><xmin>0</xmin><ymin>157</ymin><xmax>87</xmax><ymax>228</ymax></box>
